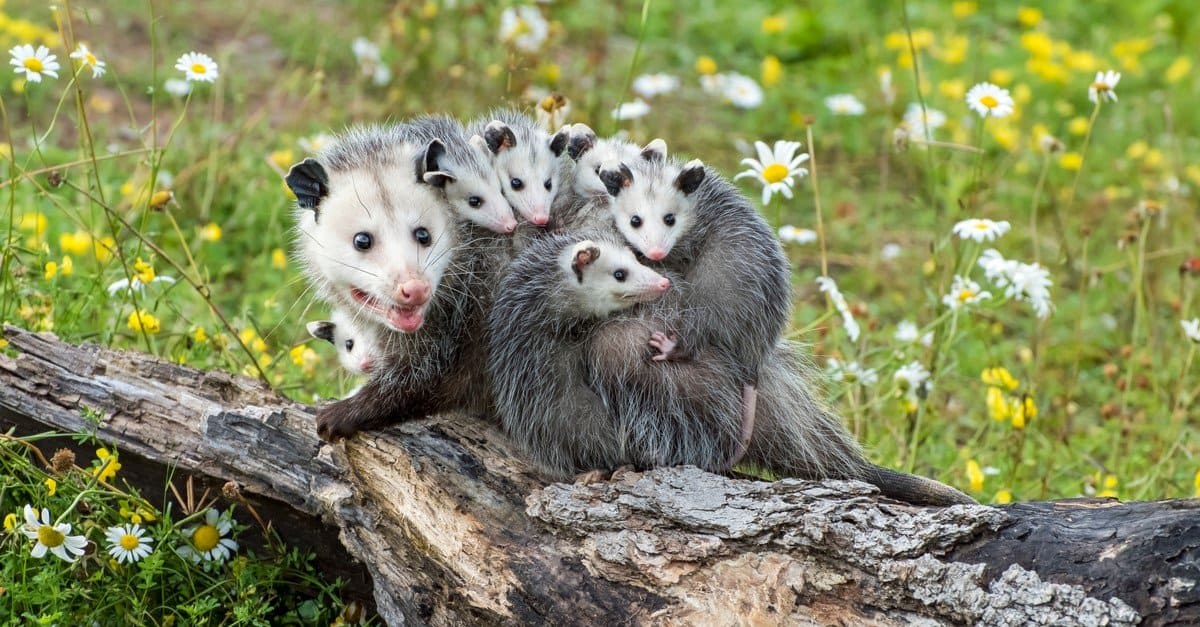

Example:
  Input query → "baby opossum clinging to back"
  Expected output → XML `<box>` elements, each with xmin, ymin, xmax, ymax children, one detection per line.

<box><xmin>287</xmin><ymin>125</ymin><xmax>484</xmax><ymax>441</ymax></box>
<box><xmin>306</xmin><ymin>308</ymin><xmax>386</xmax><ymax>376</ymax></box>
<box><xmin>471</xmin><ymin>109</ymin><xmax>569</xmax><ymax>227</ymax></box>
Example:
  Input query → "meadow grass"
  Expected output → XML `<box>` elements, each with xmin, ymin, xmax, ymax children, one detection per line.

<box><xmin>0</xmin><ymin>1</ymin><xmax>1198</xmax><ymax>618</ymax></box>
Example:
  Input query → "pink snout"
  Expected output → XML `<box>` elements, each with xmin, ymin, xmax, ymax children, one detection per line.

<box><xmin>500</xmin><ymin>216</ymin><xmax>519</xmax><ymax>233</ymax></box>
<box><xmin>359</xmin><ymin>359</ymin><xmax>374</xmax><ymax>374</ymax></box>
<box><xmin>396</xmin><ymin>279</ymin><xmax>431</xmax><ymax>306</ymax></box>
<box><xmin>645</xmin><ymin>248</ymin><xmax>667</xmax><ymax>261</ymax></box>
<box><xmin>655</xmin><ymin>277</ymin><xmax>671</xmax><ymax>291</ymax></box>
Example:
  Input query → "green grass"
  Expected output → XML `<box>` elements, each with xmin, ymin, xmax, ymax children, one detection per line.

<box><xmin>1</xmin><ymin>0</ymin><xmax>1198</xmax><ymax>572</ymax></box>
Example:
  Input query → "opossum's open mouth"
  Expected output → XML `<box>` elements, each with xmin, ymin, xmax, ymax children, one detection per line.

<box><xmin>617</xmin><ymin>290</ymin><xmax>665</xmax><ymax>304</ymax></box>
<box><xmin>350</xmin><ymin>287</ymin><xmax>426</xmax><ymax>333</ymax></box>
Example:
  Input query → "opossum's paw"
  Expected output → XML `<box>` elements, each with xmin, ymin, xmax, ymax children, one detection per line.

<box><xmin>648</xmin><ymin>331</ymin><xmax>679</xmax><ymax>361</ymax></box>
<box><xmin>315</xmin><ymin>402</ymin><xmax>365</xmax><ymax>442</ymax></box>
<box><xmin>573</xmin><ymin>469</ymin><xmax>610</xmax><ymax>484</ymax></box>
<box><xmin>609</xmin><ymin>465</ymin><xmax>637</xmax><ymax>481</ymax></box>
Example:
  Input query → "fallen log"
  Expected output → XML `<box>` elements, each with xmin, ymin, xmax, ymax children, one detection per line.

<box><xmin>1</xmin><ymin>325</ymin><xmax>1195</xmax><ymax>626</ymax></box>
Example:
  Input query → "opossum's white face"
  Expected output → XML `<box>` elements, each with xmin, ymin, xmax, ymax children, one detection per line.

<box><xmin>560</xmin><ymin>239</ymin><xmax>671</xmax><ymax>318</ymax></box>
<box><xmin>420</xmin><ymin>139</ymin><xmax>517</xmax><ymax>234</ymax></box>
<box><xmin>573</xmin><ymin>139</ymin><xmax>640</xmax><ymax>199</ymax></box>
<box><xmin>483</xmin><ymin>121</ymin><xmax>568</xmax><ymax>226</ymax></box>
<box><xmin>289</xmin><ymin>150</ymin><xmax>457</xmax><ymax>334</ymax></box>
<box><xmin>602</xmin><ymin>149</ymin><xmax>707</xmax><ymax>262</ymax></box>
<box><xmin>306</xmin><ymin>309</ymin><xmax>385</xmax><ymax>375</ymax></box>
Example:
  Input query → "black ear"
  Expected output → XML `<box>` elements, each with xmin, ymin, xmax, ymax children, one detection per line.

<box><xmin>640</xmin><ymin>138</ymin><xmax>667</xmax><ymax>163</ymax></box>
<box><xmin>567</xmin><ymin>124</ymin><xmax>597</xmax><ymax>161</ymax></box>
<box><xmin>286</xmin><ymin>159</ymin><xmax>329</xmax><ymax>213</ymax></box>
<box><xmin>483</xmin><ymin>121</ymin><xmax>517</xmax><ymax>154</ymax></box>
<box><xmin>417</xmin><ymin>139</ymin><xmax>456</xmax><ymax>188</ymax></box>
<box><xmin>570</xmin><ymin>241</ymin><xmax>601</xmax><ymax>283</ymax></box>
<box><xmin>549</xmin><ymin>127</ymin><xmax>569</xmax><ymax>157</ymax></box>
<box><xmin>674</xmin><ymin>159</ymin><xmax>705</xmax><ymax>195</ymax></box>
<box><xmin>598</xmin><ymin>163</ymin><xmax>633</xmax><ymax>197</ymax></box>
<box><xmin>306</xmin><ymin>320</ymin><xmax>335</xmax><ymax>344</ymax></box>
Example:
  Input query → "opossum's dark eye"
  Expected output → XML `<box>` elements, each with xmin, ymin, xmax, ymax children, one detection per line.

<box><xmin>510</xmin><ymin>177</ymin><xmax>524</xmax><ymax>191</ymax></box>
<box><xmin>413</xmin><ymin>227</ymin><xmax>433</xmax><ymax>247</ymax></box>
<box><xmin>467</xmin><ymin>196</ymin><xmax>483</xmax><ymax>208</ymax></box>
<box><xmin>663</xmin><ymin>213</ymin><xmax>676</xmax><ymax>226</ymax></box>
<box><xmin>543</xmin><ymin>179</ymin><xmax>552</xmax><ymax>191</ymax></box>
<box><xmin>353</xmin><ymin>232</ymin><xmax>373</xmax><ymax>251</ymax></box>
<box><xmin>630</xmin><ymin>215</ymin><xmax>643</xmax><ymax>229</ymax></box>
<box><xmin>344</xmin><ymin>339</ymin><xmax>355</xmax><ymax>352</ymax></box>
<box><xmin>612</xmin><ymin>269</ymin><xmax>627</xmax><ymax>282</ymax></box>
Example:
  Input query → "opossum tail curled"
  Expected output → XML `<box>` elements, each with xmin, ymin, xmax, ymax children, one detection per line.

<box><xmin>861</xmin><ymin>464</ymin><xmax>976</xmax><ymax>506</ymax></box>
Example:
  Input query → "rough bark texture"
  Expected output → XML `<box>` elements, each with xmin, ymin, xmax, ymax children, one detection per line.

<box><xmin>1</xmin><ymin>326</ymin><xmax>1196</xmax><ymax>626</ymax></box>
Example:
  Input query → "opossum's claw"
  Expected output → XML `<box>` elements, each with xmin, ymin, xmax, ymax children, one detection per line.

<box><xmin>316</xmin><ymin>401</ymin><xmax>364</xmax><ymax>442</ymax></box>
<box><xmin>648</xmin><ymin>331</ymin><xmax>679</xmax><ymax>362</ymax></box>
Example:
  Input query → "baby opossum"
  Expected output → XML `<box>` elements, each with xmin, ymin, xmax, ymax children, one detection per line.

<box><xmin>563</xmin><ymin>123</ymin><xmax>640</xmax><ymax>200</ymax></box>
<box><xmin>471</xmin><ymin>109</ymin><xmax>568</xmax><ymax>226</ymax></box>
<box><xmin>306</xmin><ymin>308</ymin><xmax>385</xmax><ymax>376</ymax></box>
<box><xmin>402</xmin><ymin>114</ymin><xmax>519</xmax><ymax>234</ymax></box>
<box><xmin>287</xmin><ymin>125</ymin><xmax>482</xmax><ymax>441</ymax></box>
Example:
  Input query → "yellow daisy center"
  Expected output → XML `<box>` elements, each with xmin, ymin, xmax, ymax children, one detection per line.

<box><xmin>511</xmin><ymin>19</ymin><xmax>531</xmax><ymax>37</ymax></box>
<box><xmin>761</xmin><ymin>163</ymin><xmax>790</xmax><ymax>184</ymax></box>
<box><xmin>980</xmin><ymin>95</ymin><xmax>998</xmax><ymax>109</ymax></box>
<box><xmin>957</xmin><ymin>289</ymin><xmax>976</xmax><ymax>303</ymax></box>
<box><xmin>37</xmin><ymin>525</ymin><xmax>65</xmax><ymax>548</ymax></box>
<box><xmin>85</xmin><ymin>53</ymin><xmax>97</xmax><ymax>65</ymax></box>
<box><xmin>120</xmin><ymin>534</ymin><xmax>141</xmax><ymax>550</ymax></box>
<box><xmin>192</xmin><ymin>524</ymin><xmax>220</xmax><ymax>552</ymax></box>
<box><xmin>1092</xmin><ymin>82</ymin><xmax>1109</xmax><ymax>92</ymax></box>
<box><xmin>23</xmin><ymin>58</ymin><xmax>44</xmax><ymax>73</ymax></box>
<box><xmin>191</xmin><ymin>63</ymin><xmax>208</xmax><ymax>75</ymax></box>
<box><xmin>974</xmin><ymin>222</ymin><xmax>991</xmax><ymax>230</ymax></box>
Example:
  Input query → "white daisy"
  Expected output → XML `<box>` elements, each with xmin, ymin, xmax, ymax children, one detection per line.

<box><xmin>351</xmin><ymin>37</ymin><xmax>381</xmax><ymax>65</ymax></box>
<box><xmin>778</xmin><ymin>225</ymin><xmax>818</xmax><ymax>245</ymax></box>
<box><xmin>894</xmin><ymin>360</ymin><xmax>932</xmax><ymax>405</ymax></box>
<box><xmin>816</xmin><ymin>276</ymin><xmax>861</xmax><ymax>342</ymax></box>
<box><xmin>827</xmin><ymin>358</ymin><xmax>879</xmax><ymax>386</ymax></box>
<box><xmin>952</xmin><ymin>218</ymin><xmax>1012</xmax><ymax>242</ymax></box>
<box><xmin>69</xmin><ymin>44</ymin><xmax>106</xmax><ymax>78</ymax></box>
<box><xmin>611</xmin><ymin>99</ymin><xmax>651</xmax><ymax>120</ymax></box>
<box><xmin>699</xmin><ymin>73</ymin><xmax>726</xmax><ymax>95</ymax></box>
<box><xmin>175</xmin><ymin>51</ymin><xmax>219</xmax><ymax>83</ymax></box>
<box><xmin>942</xmin><ymin>275</ymin><xmax>991</xmax><ymax>310</ymax></box>
<box><xmin>371</xmin><ymin>64</ymin><xmax>392</xmax><ymax>86</ymax></box>
<box><xmin>176</xmin><ymin>508</ymin><xmax>238</xmax><ymax>565</ymax></box>
<box><xmin>105</xmin><ymin>523</ymin><xmax>154</xmax><ymax>564</ymax></box>
<box><xmin>1089</xmin><ymin>70</ymin><xmax>1120</xmax><ymax>104</ymax></box>
<box><xmin>880</xmin><ymin>243</ymin><xmax>903</xmax><ymax>260</ymax></box>
<box><xmin>164</xmin><ymin>78</ymin><xmax>192</xmax><ymax>97</ymax></box>
<box><xmin>9</xmin><ymin>44</ymin><xmax>60</xmax><ymax>83</ymax></box>
<box><xmin>1183</xmin><ymin>318</ymin><xmax>1200</xmax><ymax>343</ymax></box>
<box><xmin>825</xmin><ymin>93</ymin><xmax>866</xmax><ymax>116</ymax></box>
<box><xmin>978</xmin><ymin>249</ymin><xmax>1054</xmax><ymax>319</ymax></box>
<box><xmin>21</xmin><ymin>505</ymin><xmax>87</xmax><ymax>563</ymax></box>
<box><xmin>734</xmin><ymin>140</ymin><xmax>810</xmax><ymax>205</ymax></box>
<box><xmin>632</xmin><ymin>73</ymin><xmax>681</xmax><ymax>98</ymax></box>
<box><xmin>894</xmin><ymin>320</ymin><xmax>920</xmax><ymax>343</ymax></box>
<box><xmin>965</xmin><ymin>82</ymin><xmax>1014</xmax><ymax>118</ymax></box>
<box><xmin>721</xmin><ymin>72</ymin><xmax>764</xmax><ymax>109</ymax></box>
<box><xmin>106</xmin><ymin>274</ymin><xmax>176</xmax><ymax>296</ymax></box>
<box><xmin>499</xmin><ymin>6</ymin><xmax>549</xmax><ymax>53</ymax></box>
<box><xmin>879</xmin><ymin>69</ymin><xmax>896</xmax><ymax>105</ymax></box>
<box><xmin>903</xmin><ymin>103</ymin><xmax>947</xmax><ymax>138</ymax></box>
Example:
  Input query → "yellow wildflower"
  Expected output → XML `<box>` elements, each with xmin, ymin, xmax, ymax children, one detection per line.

<box><xmin>94</xmin><ymin>448</ymin><xmax>121</xmax><ymax>482</ymax></box>
<box><xmin>93</xmin><ymin>236</ymin><xmax>116</xmax><ymax>262</ymax></box>
<box><xmin>761</xmin><ymin>55</ymin><xmax>782</xmax><ymax>87</ymax></box>
<box><xmin>44</xmin><ymin>478</ymin><xmax>57</xmax><ymax>496</ymax></box>
<box><xmin>761</xmin><ymin>14</ymin><xmax>786</xmax><ymax>34</ymax></box>
<box><xmin>1126</xmin><ymin>141</ymin><xmax>1147</xmax><ymax>159</ymax></box>
<box><xmin>966</xmin><ymin>460</ymin><xmax>984</xmax><ymax>492</ymax></box>
<box><xmin>420</xmin><ymin>1</ymin><xmax>438</xmax><ymax>19</ymax></box>
<box><xmin>981</xmin><ymin>367</ymin><xmax>1019</xmax><ymax>391</ymax></box>
<box><xmin>0</xmin><ymin>338</ymin><xmax>8</xmax><ymax>349</ymax></box>
<box><xmin>989</xmin><ymin>68</ymin><xmax>1014</xmax><ymax>86</ymax></box>
<box><xmin>1027</xmin><ymin>57</ymin><xmax>1068</xmax><ymax>83</ymax></box>
<box><xmin>1019</xmin><ymin>32</ymin><xmax>1053</xmax><ymax>58</ymax></box>
<box><xmin>937</xmin><ymin>35</ymin><xmax>968</xmax><ymax>65</ymax></box>
<box><xmin>239</xmin><ymin>328</ymin><xmax>258</xmax><ymax>346</ymax></box>
<box><xmin>986</xmin><ymin>387</ymin><xmax>1010</xmax><ymax>422</ymax></box>
<box><xmin>695</xmin><ymin>56</ymin><xmax>717</xmax><ymax>75</ymax></box>
<box><xmin>271</xmin><ymin>248</ymin><xmax>288</xmax><ymax>269</ymax></box>
<box><xmin>1012</xmin><ymin>83</ymin><xmax>1032</xmax><ymax>105</ymax></box>
<box><xmin>994</xmin><ymin>489</ymin><xmax>1013</xmax><ymax>504</ymax></box>
<box><xmin>1166</xmin><ymin>56</ymin><xmax>1191</xmax><ymax>84</ymax></box>
<box><xmin>133</xmin><ymin>258</ymin><xmax>156</xmax><ymax>284</ymax></box>
<box><xmin>269</xmin><ymin>149</ymin><xmax>295</xmax><ymax>171</ymax></box>
<box><xmin>60</xmin><ymin>256</ymin><xmax>73</xmax><ymax>276</ymax></box>
<box><xmin>1059</xmin><ymin>152</ymin><xmax>1083</xmax><ymax>171</ymax></box>
<box><xmin>538</xmin><ymin>63</ymin><xmax>560</xmax><ymax>86</ymax></box>
<box><xmin>938</xmin><ymin>79</ymin><xmax>966</xmax><ymax>100</ymax></box>
<box><xmin>952</xmin><ymin>1</ymin><xmax>977</xmax><ymax>18</ymax></box>
<box><xmin>252</xmin><ymin>337</ymin><xmax>268</xmax><ymax>353</ymax></box>
<box><xmin>191</xmin><ymin>326</ymin><xmax>208</xmax><ymax>345</ymax></box>
<box><xmin>1143</xmin><ymin>149</ymin><xmax>1163</xmax><ymax>169</ymax></box>
<box><xmin>990</xmin><ymin>124</ymin><xmax>1019</xmax><ymax>152</ymax></box>
<box><xmin>1017</xmin><ymin>7</ymin><xmax>1042</xmax><ymax>27</ymax></box>
<box><xmin>1067</xmin><ymin>116</ymin><xmax>1089</xmax><ymax>135</ymax></box>
<box><xmin>148</xmin><ymin>190</ymin><xmax>173</xmax><ymax>209</ymax></box>
<box><xmin>60</xmin><ymin>231</ymin><xmax>92</xmax><ymax>256</ymax></box>
<box><xmin>290</xmin><ymin>345</ymin><xmax>319</xmax><ymax>373</ymax></box>
<box><xmin>18</xmin><ymin>212</ymin><xmax>47</xmax><ymax>238</ymax></box>
<box><xmin>127</xmin><ymin>309</ymin><xmax>161</xmax><ymax>335</ymax></box>
<box><xmin>1096</xmin><ymin>473</ymin><xmax>1118</xmax><ymax>498</ymax></box>
<box><xmin>1065</xmin><ymin>50</ymin><xmax>1099</xmax><ymax>72</ymax></box>
<box><xmin>1010</xmin><ymin>396</ymin><xmax>1037</xmax><ymax>429</ymax></box>
<box><xmin>199</xmin><ymin>222</ymin><xmax>223</xmax><ymax>242</ymax></box>
<box><xmin>44</xmin><ymin>261</ymin><xmax>58</xmax><ymax>280</ymax></box>
<box><xmin>1193</xmin><ymin>470</ymin><xmax>1200</xmax><ymax>498</ymax></box>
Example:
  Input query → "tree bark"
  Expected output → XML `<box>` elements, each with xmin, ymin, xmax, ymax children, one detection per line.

<box><xmin>1</xmin><ymin>325</ymin><xmax>1195</xmax><ymax>626</ymax></box>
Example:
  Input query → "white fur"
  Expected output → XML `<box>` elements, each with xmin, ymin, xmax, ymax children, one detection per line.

<box><xmin>490</xmin><ymin>126</ymin><xmax>561</xmax><ymax>225</ymax></box>
<box><xmin>434</xmin><ymin>139</ymin><xmax>517</xmax><ymax>233</ymax></box>
<box><xmin>559</xmin><ymin>239</ymin><xmax>670</xmax><ymax>317</ymax></box>
<box><xmin>607</xmin><ymin>160</ymin><xmax>697</xmax><ymax>260</ymax></box>
<box><xmin>326</xmin><ymin>308</ymin><xmax>385</xmax><ymax>375</ymax></box>
<box><xmin>296</xmin><ymin>142</ymin><xmax>457</xmax><ymax>333</ymax></box>
<box><xmin>574</xmin><ymin>138</ymin><xmax>640</xmax><ymax>198</ymax></box>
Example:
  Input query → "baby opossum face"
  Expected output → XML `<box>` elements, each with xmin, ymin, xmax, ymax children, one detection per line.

<box><xmin>483</xmin><ymin>121</ymin><xmax>568</xmax><ymax>226</ymax></box>
<box><xmin>561</xmin><ymin>239</ymin><xmax>671</xmax><ymax>318</ymax></box>
<box><xmin>288</xmin><ymin>146</ymin><xmax>456</xmax><ymax>334</ymax></box>
<box><xmin>600</xmin><ymin>141</ymin><xmax>707</xmax><ymax>261</ymax></box>
<box><xmin>419</xmin><ymin>138</ymin><xmax>518</xmax><ymax>234</ymax></box>
<box><xmin>306</xmin><ymin>309</ymin><xmax>384</xmax><ymax>375</ymax></box>
<box><xmin>566</xmin><ymin>124</ymin><xmax>640</xmax><ymax>199</ymax></box>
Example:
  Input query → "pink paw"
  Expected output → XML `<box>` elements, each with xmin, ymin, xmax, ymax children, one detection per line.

<box><xmin>648</xmin><ymin>331</ymin><xmax>678</xmax><ymax>362</ymax></box>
